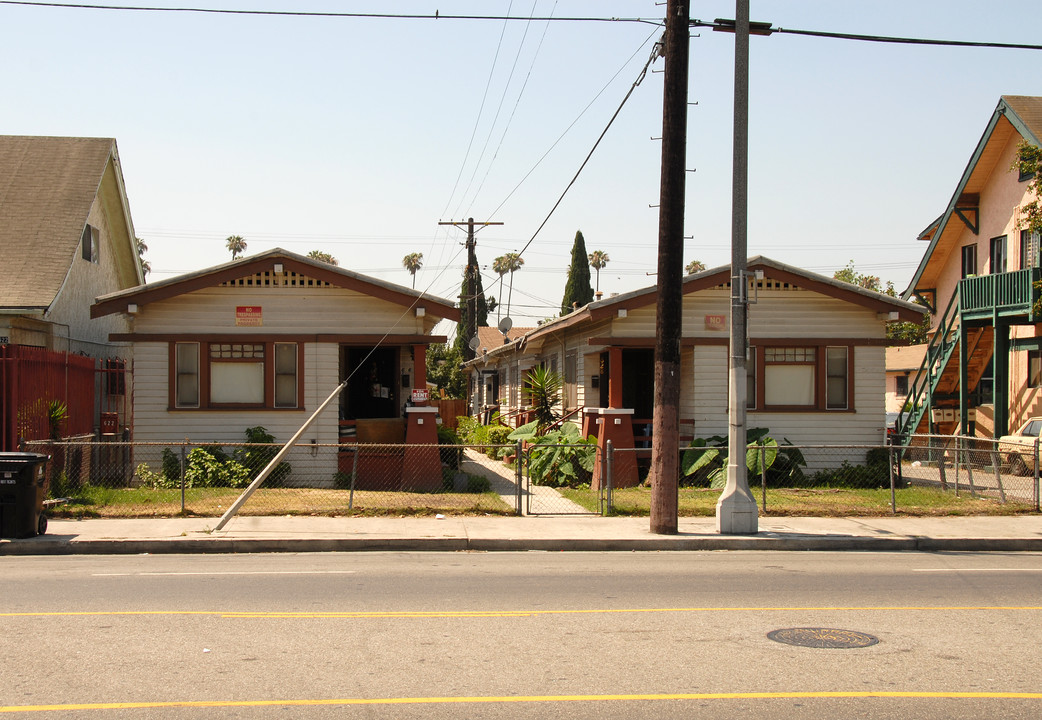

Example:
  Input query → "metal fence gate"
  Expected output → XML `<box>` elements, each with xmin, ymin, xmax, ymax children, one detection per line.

<box><xmin>523</xmin><ymin>443</ymin><xmax>603</xmax><ymax>515</ymax></box>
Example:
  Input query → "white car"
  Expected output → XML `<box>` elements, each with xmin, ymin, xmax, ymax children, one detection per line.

<box><xmin>997</xmin><ymin>417</ymin><xmax>1042</xmax><ymax>475</ymax></box>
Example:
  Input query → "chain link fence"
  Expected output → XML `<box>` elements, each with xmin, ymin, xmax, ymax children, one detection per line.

<box><xmin>22</xmin><ymin>434</ymin><xmax>1042</xmax><ymax>518</ymax></box>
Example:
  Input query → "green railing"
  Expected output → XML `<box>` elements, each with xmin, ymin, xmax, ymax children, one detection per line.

<box><xmin>896</xmin><ymin>290</ymin><xmax>961</xmax><ymax>439</ymax></box>
<box><xmin>959</xmin><ymin>268</ymin><xmax>1042</xmax><ymax>321</ymax></box>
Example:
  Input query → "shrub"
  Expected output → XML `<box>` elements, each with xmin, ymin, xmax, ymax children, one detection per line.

<box><xmin>681</xmin><ymin>428</ymin><xmax>806</xmax><ymax>489</ymax></box>
<box><xmin>436</xmin><ymin>424</ymin><xmax>463</xmax><ymax>469</ymax></box>
<box><xmin>509</xmin><ymin>420</ymin><xmax>595</xmax><ymax>488</ymax></box>
<box><xmin>235</xmin><ymin>426</ymin><xmax>291</xmax><ymax>486</ymax></box>
<box><xmin>135</xmin><ymin>462</ymin><xmax>177</xmax><ymax>489</ymax></box>
<box><xmin>184</xmin><ymin>447</ymin><xmax>252</xmax><ymax>488</ymax></box>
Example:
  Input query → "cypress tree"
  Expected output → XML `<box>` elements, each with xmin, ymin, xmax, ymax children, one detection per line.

<box><xmin>561</xmin><ymin>230</ymin><xmax>594</xmax><ymax>314</ymax></box>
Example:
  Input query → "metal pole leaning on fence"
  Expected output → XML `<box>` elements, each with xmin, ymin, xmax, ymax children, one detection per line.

<box><xmin>214</xmin><ymin>379</ymin><xmax>348</xmax><ymax>531</ymax></box>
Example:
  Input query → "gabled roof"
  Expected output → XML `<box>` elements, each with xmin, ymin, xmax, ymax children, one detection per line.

<box><xmin>0</xmin><ymin>135</ymin><xmax>140</xmax><ymax>309</ymax></box>
<box><xmin>886</xmin><ymin>344</ymin><xmax>927</xmax><ymax>373</ymax></box>
<box><xmin>904</xmin><ymin>96</ymin><xmax>1042</xmax><ymax>298</ymax></box>
<box><xmin>476</xmin><ymin>325</ymin><xmax>533</xmax><ymax>354</ymax></box>
<box><xmin>469</xmin><ymin>256</ymin><xmax>924</xmax><ymax>365</ymax></box>
<box><xmin>91</xmin><ymin>247</ymin><xmax>461</xmax><ymax>320</ymax></box>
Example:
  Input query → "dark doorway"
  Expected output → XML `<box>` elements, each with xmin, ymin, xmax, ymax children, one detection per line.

<box><xmin>622</xmin><ymin>348</ymin><xmax>655</xmax><ymax>418</ymax></box>
<box><xmin>342</xmin><ymin>346</ymin><xmax>400</xmax><ymax>419</ymax></box>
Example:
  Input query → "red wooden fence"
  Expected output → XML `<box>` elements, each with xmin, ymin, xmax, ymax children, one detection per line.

<box><xmin>0</xmin><ymin>345</ymin><xmax>97</xmax><ymax>451</ymax></box>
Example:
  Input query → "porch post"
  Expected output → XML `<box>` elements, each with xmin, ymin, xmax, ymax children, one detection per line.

<box><xmin>608</xmin><ymin>347</ymin><xmax>623</xmax><ymax>409</ymax></box>
<box><xmin>993</xmin><ymin>322</ymin><xmax>1010</xmax><ymax>437</ymax></box>
<box><xmin>959</xmin><ymin>321</ymin><xmax>969</xmax><ymax>435</ymax></box>
<box><xmin>412</xmin><ymin>344</ymin><xmax>428</xmax><ymax>405</ymax></box>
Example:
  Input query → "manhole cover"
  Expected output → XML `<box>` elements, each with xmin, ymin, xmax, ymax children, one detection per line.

<box><xmin>767</xmin><ymin>627</ymin><xmax>879</xmax><ymax>649</ymax></box>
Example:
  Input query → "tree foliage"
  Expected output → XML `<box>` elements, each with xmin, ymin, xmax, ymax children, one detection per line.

<box><xmin>402</xmin><ymin>252</ymin><xmax>423</xmax><ymax>288</ymax></box>
<box><xmin>685</xmin><ymin>259</ymin><xmax>706</xmax><ymax>275</ymax></box>
<box><xmin>225</xmin><ymin>235</ymin><xmax>247</xmax><ymax>259</ymax></box>
<box><xmin>135</xmin><ymin>237</ymin><xmax>151</xmax><ymax>277</ymax></box>
<box><xmin>1013</xmin><ymin>140</ymin><xmax>1042</xmax><ymax>236</ymax></box>
<box><xmin>561</xmin><ymin>230</ymin><xmax>594</xmax><ymax>314</ymax></box>
<box><xmin>588</xmin><ymin>249</ymin><xmax>609</xmax><ymax>294</ymax></box>
<box><xmin>425</xmin><ymin>343</ymin><xmax>467</xmax><ymax>399</ymax></box>
<box><xmin>308</xmin><ymin>250</ymin><xmax>339</xmax><ymax>265</ymax></box>
<box><xmin>833</xmin><ymin>260</ymin><xmax>928</xmax><ymax>345</ymax></box>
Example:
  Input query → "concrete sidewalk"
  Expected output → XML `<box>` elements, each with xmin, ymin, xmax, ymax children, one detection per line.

<box><xmin>3</xmin><ymin>514</ymin><xmax>1042</xmax><ymax>555</ymax></box>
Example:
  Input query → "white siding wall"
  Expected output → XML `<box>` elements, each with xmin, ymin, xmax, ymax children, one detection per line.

<box><xmin>134</xmin><ymin>287</ymin><xmax>428</xmax><ymax>335</ymax></box>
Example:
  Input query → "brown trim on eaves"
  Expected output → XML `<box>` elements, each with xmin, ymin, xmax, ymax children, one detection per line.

<box><xmin>110</xmin><ymin>333</ymin><xmax>448</xmax><ymax>344</ymax></box>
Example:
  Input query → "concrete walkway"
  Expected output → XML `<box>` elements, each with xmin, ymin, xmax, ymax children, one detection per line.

<box><xmin>3</xmin><ymin>514</ymin><xmax>1042</xmax><ymax>555</ymax></box>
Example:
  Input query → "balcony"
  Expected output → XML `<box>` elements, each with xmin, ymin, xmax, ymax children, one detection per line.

<box><xmin>958</xmin><ymin>268</ymin><xmax>1042</xmax><ymax>322</ymax></box>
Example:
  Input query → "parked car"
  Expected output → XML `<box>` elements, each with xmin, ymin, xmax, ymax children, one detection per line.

<box><xmin>997</xmin><ymin>417</ymin><xmax>1042</xmax><ymax>475</ymax></box>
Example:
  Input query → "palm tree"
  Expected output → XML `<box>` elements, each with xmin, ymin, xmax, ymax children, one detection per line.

<box><xmin>135</xmin><ymin>237</ymin><xmax>151</xmax><ymax>277</ymax></box>
<box><xmin>685</xmin><ymin>259</ymin><xmax>706</xmax><ymax>275</ymax></box>
<box><xmin>502</xmin><ymin>252</ymin><xmax>524</xmax><ymax>321</ymax></box>
<box><xmin>226</xmin><ymin>235</ymin><xmax>247</xmax><ymax>260</ymax></box>
<box><xmin>588</xmin><ymin>250</ymin><xmax>609</xmax><ymax>294</ymax></box>
<box><xmin>307</xmin><ymin>250</ymin><xmax>339</xmax><ymax>266</ymax></box>
<box><xmin>492</xmin><ymin>255</ymin><xmax>511</xmax><ymax>324</ymax></box>
<box><xmin>402</xmin><ymin>252</ymin><xmax>423</xmax><ymax>288</ymax></box>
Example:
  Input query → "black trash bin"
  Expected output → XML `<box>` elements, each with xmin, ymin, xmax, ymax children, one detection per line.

<box><xmin>0</xmin><ymin>452</ymin><xmax>49</xmax><ymax>538</ymax></box>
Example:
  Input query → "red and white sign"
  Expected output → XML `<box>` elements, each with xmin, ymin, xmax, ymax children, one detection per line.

<box><xmin>236</xmin><ymin>306</ymin><xmax>263</xmax><ymax>326</ymax></box>
<box><xmin>411</xmin><ymin>388</ymin><xmax>430</xmax><ymax>403</ymax></box>
<box><xmin>704</xmin><ymin>314</ymin><xmax>726</xmax><ymax>331</ymax></box>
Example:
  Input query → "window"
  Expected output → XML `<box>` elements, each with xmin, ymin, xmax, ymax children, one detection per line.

<box><xmin>764</xmin><ymin>347</ymin><xmax>815</xmax><ymax>406</ymax></box>
<box><xmin>210</xmin><ymin>343</ymin><xmax>265</xmax><ymax>404</ymax></box>
<box><xmin>81</xmin><ymin>224</ymin><xmax>99</xmax><ymax>263</ymax></box>
<box><xmin>274</xmin><ymin>343</ymin><xmax>298</xmax><ymax>407</ymax></box>
<box><xmin>1021</xmin><ymin>230</ymin><xmax>1041</xmax><ymax>270</ymax></box>
<box><xmin>749</xmin><ymin>345</ymin><xmax>854</xmax><ymax>412</ymax></box>
<box><xmin>895</xmin><ymin>374</ymin><xmax>909</xmax><ymax>397</ymax></box>
<box><xmin>990</xmin><ymin>235</ymin><xmax>1007</xmax><ymax>274</ymax></box>
<box><xmin>825</xmin><ymin>347</ymin><xmax>849</xmax><ymax>409</ymax></box>
<box><xmin>175</xmin><ymin>342</ymin><xmax>200</xmax><ymax>408</ymax></box>
<box><xmin>1030</xmin><ymin>350</ymin><xmax>1042</xmax><ymax>389</ymax></box>
<box><xmin>170</xmin><ymin>340</ymin><xmax>301</xmax><ymax>409</ymax></box>
<box><xmin>961</xmin><ymin>245</ymin><xmax>977</xmax><ymax>278</ymax></box>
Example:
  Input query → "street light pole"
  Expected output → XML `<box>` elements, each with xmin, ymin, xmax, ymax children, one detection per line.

<box><xmin>716</xmin><ymin>0</ymin><xmax>758</xmax><ymax>534</ymax></box>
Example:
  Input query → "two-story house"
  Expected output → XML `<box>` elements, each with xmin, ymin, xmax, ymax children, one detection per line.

<box><xmin>900</xmin><ymin>96</ymin><xmax>1042</xmax><ymax>440</ymax></box>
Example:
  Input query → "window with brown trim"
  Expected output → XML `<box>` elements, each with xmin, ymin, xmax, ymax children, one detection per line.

<box><xmin>749</xmin><ymin>345</ymin><xmax>854</xmax><ymax>412</ymax></box>
<box><xmin>170</xmin><ymin>340</ymin><xmax>303</xmax><ymax>410</ymax></box>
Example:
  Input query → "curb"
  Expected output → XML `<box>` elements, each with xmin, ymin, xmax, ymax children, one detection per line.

<box><xmin>4</xmin><ymin>536</ymin><xmax>1042</xmax><ymax>556</ymax></box>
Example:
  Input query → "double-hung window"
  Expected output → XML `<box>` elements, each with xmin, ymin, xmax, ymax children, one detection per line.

<box><xmin>749</xmin><ymin>345</ymin><xmax>851</xmax><ymax>411</ymax></box>
<box><xmin>1021</xmin><ymin>230</ymin><xmax>1041</xmax><ymax>270</ymax></box>
<box><xmin>172</xmin><ymin>341</ymin><xmax>301</xmax><ymax>409</ymax></box>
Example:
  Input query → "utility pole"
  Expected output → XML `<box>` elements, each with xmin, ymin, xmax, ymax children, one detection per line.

<box><xmin>716</xmin><ymin>0</ymin><xmax>759</xmax><ymax>534</ymax></box>
<box><xmin>649</xmin><ymin>0</ymin><xmax>689</xmax><ymax>535</ymax></box>
<box><xmin>439</xmin><ymin>218</ymin><xmax>503</xmax><ymax>362</ymax></box>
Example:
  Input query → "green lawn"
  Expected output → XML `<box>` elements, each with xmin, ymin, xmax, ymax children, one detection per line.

<box><xmin>47</xmin><ymin>485</ymin><xmax>516</xmax><ymax>519</ymax></box>
<box><xmin>559</xmin><ymin>486</ymin><xmax>1037</xmax><ymax>517</ymax></box>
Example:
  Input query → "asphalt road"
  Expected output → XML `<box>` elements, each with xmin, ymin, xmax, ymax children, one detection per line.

<box><xmin>2</xmin><ymin>551</ymin><xmax>1041</xmax><ymax>719</ymax></box>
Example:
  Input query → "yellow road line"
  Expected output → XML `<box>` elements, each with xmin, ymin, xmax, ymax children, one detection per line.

<box><xmin>4</xmin><ymin>691</ymin><xmax>1042</xmax><ymax>713</ymax></box>
<box><xmin>2</xmin><ymin>606</ymin><xmax>1042</xmax><ymax>619</ymax></box>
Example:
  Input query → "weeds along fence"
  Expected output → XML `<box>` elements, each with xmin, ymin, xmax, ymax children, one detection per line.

<box><xmin>21</xmin><ymin>434</ymin><xmax>1041</xmax><ymax>518</ymax></box>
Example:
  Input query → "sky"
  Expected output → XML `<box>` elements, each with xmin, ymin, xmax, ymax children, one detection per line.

<box><xmin>3</xmin><ymin>0</ymin><xmax>1041</xmax><ymax>338</ymax></box>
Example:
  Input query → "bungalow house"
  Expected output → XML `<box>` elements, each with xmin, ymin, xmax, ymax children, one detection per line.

<box><xmin>0</xmin><ymin>135</ymin><xmax>143</xmax><ymax>449</ymax></box>
<box><xmin>900</xmin><ymin>96</ymin><xmax>1042</xmax><ymax>439</ymax></box>
<box><xmin>465</xmin><ymin>256</ymin><xmax>924</xmax><ymax>485</ymax></box>
<box><xmin>90</xmin><ymin>248</ymin><xmax>459</xmax><ymax>488</ymax></box>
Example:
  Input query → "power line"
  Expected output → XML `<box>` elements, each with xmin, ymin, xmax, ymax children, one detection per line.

<box><xmin>0</xmin><ymin>1</ymin><xmax>658</xmax><ymax>24</ymax></box>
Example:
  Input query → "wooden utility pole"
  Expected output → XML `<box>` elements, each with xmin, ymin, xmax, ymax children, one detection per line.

<box><xmin>649</xmin><ymin>0</ymin><xmax>690</xmax><ymax>535</ymax></box>
<box><xmin>439</xmin><ymin>218</ymin><xmax>503</xmax><ymax>362</ymax></box>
